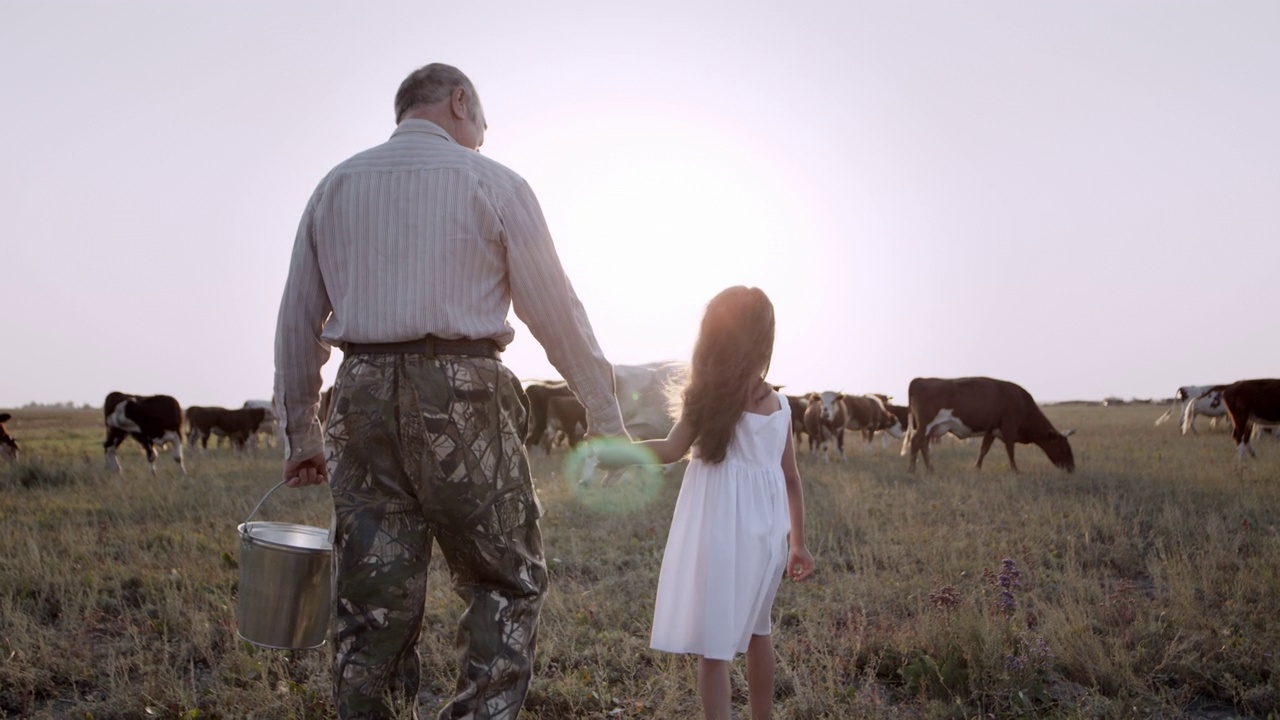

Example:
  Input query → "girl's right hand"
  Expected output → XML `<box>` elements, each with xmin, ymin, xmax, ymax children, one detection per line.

<box><xmin>787</xmin><ymin>546</ymin><xmax>815</xmax><ymax>582</ymax></box>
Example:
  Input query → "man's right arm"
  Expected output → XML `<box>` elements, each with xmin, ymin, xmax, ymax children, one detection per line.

<box><xmin>498</xmin><ymin>178</ymin><xmax>627</xmax><ymax>437</ymax></box>
<box><xmin>274</xmin><ymin>189</ymin><xmax>334</xmax><ymax>464</ymax></box>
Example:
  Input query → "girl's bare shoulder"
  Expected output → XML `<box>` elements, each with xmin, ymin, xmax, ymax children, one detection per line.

<box><xmin>745</xmin><ymin>382</ymin><xmax>782</xmax><ymax>416</ymax></box>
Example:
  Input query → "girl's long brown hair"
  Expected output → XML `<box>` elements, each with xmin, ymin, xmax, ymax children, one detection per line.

<box><xmin>680</xmin><ymin>286</ymin><xmax>776</xmax><ymax>464</ymax></box>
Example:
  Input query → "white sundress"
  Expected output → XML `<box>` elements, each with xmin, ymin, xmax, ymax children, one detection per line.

<box><xmin>649</xmin><ymin>391</ymin><xmax>792</xmax><ymax>660</ymax></box>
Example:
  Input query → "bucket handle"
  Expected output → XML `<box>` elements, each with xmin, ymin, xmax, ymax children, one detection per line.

<box><xmin>242</xmin><ymin>479</ymin><xmax>289</xmax><ymax>535</ymax></box>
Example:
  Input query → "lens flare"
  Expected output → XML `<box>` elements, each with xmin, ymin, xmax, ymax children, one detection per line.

<box><xmin>562</xmin><ymin>436</ymin><xmax>667</xmax><ymax>514</ymax></box>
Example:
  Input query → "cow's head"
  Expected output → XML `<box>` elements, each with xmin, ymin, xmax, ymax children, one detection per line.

<box><xmin>0</xmin><ymin>413</ymin><xmax>19</xmax><ymax>461</ymax></box>
<box><xmin>816</xmin><ymin>391</ymin><xmax>845</xmax><ymax>423</ymax></box>
<box><xmin>1041</xmin><ymin>430</ymin><xmax>1075</xmax><ymax>472</ymax></box>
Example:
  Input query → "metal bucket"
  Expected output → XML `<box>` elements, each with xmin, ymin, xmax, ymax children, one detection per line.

<box><xmin>237</xmin><ymin>480</ymin><xmax>332</xmax><ymax>650</ymax></box>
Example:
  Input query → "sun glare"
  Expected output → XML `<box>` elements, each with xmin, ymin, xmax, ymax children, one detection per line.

<box><xmin>535</xmin><ymin>105</ymin><xmax>821</xmax><ymax>330</ymax></box>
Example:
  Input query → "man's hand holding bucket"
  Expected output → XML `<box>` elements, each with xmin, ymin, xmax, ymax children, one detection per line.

<box><xmin>284</xmin><ymin>453</ymin><xmax>328</xmax><ymax>487</ymax></box>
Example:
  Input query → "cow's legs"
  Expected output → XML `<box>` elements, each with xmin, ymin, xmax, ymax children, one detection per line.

<box><xmin>1227</xmin><ymin>407</ymin><xmax>1254</xmax><ymax>460</ymax></box>
<box><xmin>103</xmin><ymin>428</ymin><xmax>128</xmax><ymax>472</ymax></box>
<box><xmin>1002</xmin><ymin>438</ymin><xmax>1019</xmax><ymax>473</ymax></box>
<box><xmin>138</xmin><ymin>437</ymin><xmax>158</xmax><ymax>476</ymax></box>
<box><xmin>1181</xmin><ymin>401</ymin><xmax>1198</xmax><ymax>436</ymax></box>
<box><xmin>908</xmin><ymin>427</ymin><xmax>932</xmax><ymax>473</ymax></box>
<box><xmin>1237</xmin><ymin>421</ymin><xmax>1257</xmax><ymax>460</ymax></box>
<box><xmin>834</xmin><ymin>426</ymin><xmax>845</xmax><ymax>462</ymax></box>
<box><xmin>163</xmin><ymin>430</ymin><xmax>186</xmax><ymax>474</ymax></box>
<box><xmin>975</xmin><ymin>434</ymin><xmax>996</xmax><ymax>469</ymax></box>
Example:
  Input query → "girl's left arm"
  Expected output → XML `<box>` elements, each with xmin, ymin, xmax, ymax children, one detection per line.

<box><xmin>781</xmin><ymin>429</ymin><xmax>815</xmax><ymax>581</ymax></box>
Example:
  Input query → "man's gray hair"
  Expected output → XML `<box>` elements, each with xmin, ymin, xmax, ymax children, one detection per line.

<box><xmin>394</xmin><ymin>63</ymin><xmax>478</xmax><ymax>124</ymax></box>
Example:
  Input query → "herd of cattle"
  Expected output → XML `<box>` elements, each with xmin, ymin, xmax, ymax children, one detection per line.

<box><xmin>1</xmin><ymin>369</ymin><xmax>1278</xmax><ymax>475</ymax></box>
<box><xmin>524</xmin><ymin>368</ymin><xmax>1280</xmax><ymax>473</ymax></box>
<box><xmin>98</xmin><ymin>392</ymin><xmax>278</xmax><ymax>474</ymax></box>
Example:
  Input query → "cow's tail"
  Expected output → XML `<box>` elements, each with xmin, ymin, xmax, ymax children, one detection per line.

<box><xmin>1154</xmin><ymin>403</ymin><xmax>1177</xmax><ymax>426</ymax></box>
<box><xmin>900</xmin><ymin>413</ymin><xmax>916</xmax><ymax>457</ymax></box>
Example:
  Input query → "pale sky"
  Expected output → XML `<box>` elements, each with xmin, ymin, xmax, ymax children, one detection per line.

<box><xmin>2</xmin><ymin>1</ymin><xmax>1277</xmax><ymax>409</ymax></box>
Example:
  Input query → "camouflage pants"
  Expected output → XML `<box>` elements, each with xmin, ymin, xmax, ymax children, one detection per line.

<box><xmin>324</xmin><ymin>353</ymin><xmax>545</xmax><ymax>720</ymax></box>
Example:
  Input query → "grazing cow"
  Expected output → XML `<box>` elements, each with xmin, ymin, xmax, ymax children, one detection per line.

<box><xmin>1154</xmin><ymin>385</ymin><xmax>1221</xmax><ymax>427</ymax></box>
<box><xmin>803</xmin><ymin>391</ymin><xmax>848</xmax><ymax>462</ymax></box>
<box><xmin>1220</xmin><ymin>379</ymin><xmax>1280</xmax><ymax>460</ymax></box>
<box><xmin>242</xmin><ymin>399</ymin><xmax>279</xmax><ymax>448</ymax></box>
<box><xmin>785</xmin><ymin>394</ymin><xmax>809</xmax><ymax>446</ymax></box>
<box><xmin>842</xmin><ymin>394</ymin><xmax>900</xmax><ymax>448</ymax></box>
<box><xmin>186</xmin><ymin>406</ymin><xmax>268</xmax><ymax>450</ymax></box>
<box><xmin>523</xmin><ymin>380</ymin><xmax>576</xmax><ymax>450</ymax></box>
<box><xmin>103</xmin><ymin>392</ymin><xmax>186</xmax><ymax>475</ymax></box>
<box><xmin>0</xmin><ymin>412</ymin><xmax>18</xmax><ymax>461</ymax></box>
<box><xmin>1180</xmin><ymin>386</ymin><xmax>1229</xmax><ymax>435</ymax></box>
<box><xmin>884</xmin><ymin>403</ymin><xmax>910</xmax><ymax>439</ymax></box>
<box><xmin>547</xmin><ymin>394</ymin><xmax>587</xmax><ymax>450</ymax></box>
<box><xmin>905</xmin><ymin>377</ymin><xmax>1074</xmax><ymax>473</ymax></box>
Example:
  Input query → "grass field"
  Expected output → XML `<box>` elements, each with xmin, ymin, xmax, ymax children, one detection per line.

<box><xmin>1</xmin><ymin>404</ymin><xmax>1278</xmax><ymax>719</ymax></box>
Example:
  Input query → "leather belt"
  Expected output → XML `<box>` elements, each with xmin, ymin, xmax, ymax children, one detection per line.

<box><xmin>344</xmin><ymin>335</ymin><xmax>501</xmax><ymax>359</ymax></box>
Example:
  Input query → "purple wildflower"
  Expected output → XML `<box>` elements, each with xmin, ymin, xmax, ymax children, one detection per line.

<box><xmin>998</xmin><ymin>558</ymin><xmax>1022</xmax><ymax>591</ymax></box>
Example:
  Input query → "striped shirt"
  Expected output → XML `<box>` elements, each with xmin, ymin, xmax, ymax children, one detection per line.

<box><xmin>274</xmin><ymin>119</ymin><xmax>625</xmax><ymax>460</ymax></box>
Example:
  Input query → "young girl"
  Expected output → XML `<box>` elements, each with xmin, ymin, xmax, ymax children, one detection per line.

<box><xmin>601</xmin><ymin>285</ymin><xmax>815</xmax><ymax>720</ymax></box>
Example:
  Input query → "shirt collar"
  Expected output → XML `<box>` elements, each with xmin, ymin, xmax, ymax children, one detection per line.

<box><xmin>391</xmin><ymin>119</ymin><xmax>457</xmax><ymax>144</ymax></box>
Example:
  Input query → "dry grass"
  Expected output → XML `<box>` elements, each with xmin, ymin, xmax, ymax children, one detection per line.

<box><xmin>1</xmin><ymin>404</ymin><xmax>1278</xmax><ymax>719</ymax></box>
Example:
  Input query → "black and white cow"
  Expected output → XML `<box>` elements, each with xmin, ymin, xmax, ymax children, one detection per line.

<box><xmin>103</xmin><ymin>392</ymin><xmax>185</xmax><ymax>475</ymax></box>
<box><xmin>1154</xmin><ymin>384</ymin><xmax>1222</xmax><ymax>429</ymax></box>
<box><xmin>1180</xmin><ymin>386</ymin><xmax>1229</xmax><ymax>435</ymax></box>
<box><xmin>0</xmin><ymin>412</ymin><xmax>19</xmax><ymax>461</ymax></box>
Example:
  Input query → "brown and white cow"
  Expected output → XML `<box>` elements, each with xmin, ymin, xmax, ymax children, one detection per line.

<box><xmin>103</xmin><ymin>392</ymin><xmax>186</xmax><ymax>475</ymax></box>
<box><xmin>0</xmin><ymin>412</ymin><xmax>19</xmax><ymax>461</ymax></box>
<box><xmin>186</xmin><ymin>406</ymin><xmax>268</xmax><ymax>451</ymax></box>
<box><xmin>905</xmin><ymin>377</ymin><xmax>1074</xmax><ymax>473</ymax></box>
<box><xmin>1220</xmin><ymin>379</ymin><xmax>1280</xmax><ymax>460</ymax></box>
<box><xmin>842</xmin><ymin>394</ymin><xmax>900</xmax><ymax>448</ymax></box>
<box><xmin>803</xmin><ymin>391</ymin><xmax>848</xmax><ymax>462</ymax></box>
<box><xmin>785</xmin><ymin>394</ymin><xmax>809</xmax><ymax>446</ymax></box>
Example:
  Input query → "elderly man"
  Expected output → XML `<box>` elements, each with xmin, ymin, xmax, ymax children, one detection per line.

<box><xmin>274</xmin><ymin>63</ymin><xmax>627</xmax><ymax>719</ymax></box>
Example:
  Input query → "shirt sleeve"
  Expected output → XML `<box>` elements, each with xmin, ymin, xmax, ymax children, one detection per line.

<box><xmin>274</xmin><ymin>187</ymin><xmax>334</xmax><ymax>460</ymax></box>
<box><xmin>497</xmin><ymin>178</ymin><xmax>627</xmax><ymax>436</ymax></box>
